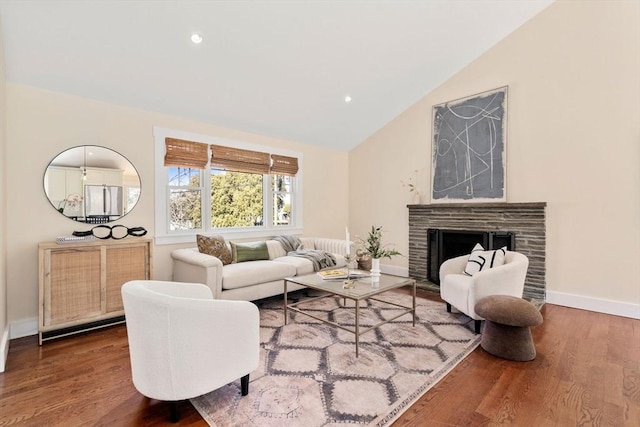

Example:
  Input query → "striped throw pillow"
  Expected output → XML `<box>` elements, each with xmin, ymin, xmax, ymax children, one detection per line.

<box><xmin>463</xmin><ymin>243</ymin><xmax>507</xmax><ymax>276</ymax></box>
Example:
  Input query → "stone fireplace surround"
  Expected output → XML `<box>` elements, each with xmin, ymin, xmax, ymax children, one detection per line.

<box><xmin>408</xmin><ymin>202</ymin><xmax>546</xmax><ymax>300</ymax></box>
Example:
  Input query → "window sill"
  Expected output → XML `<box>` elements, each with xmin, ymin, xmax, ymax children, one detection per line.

<box><xmin>154</xmin><ymin>226</ymin><xmax>304</xmax><ymax>245</ymax></box>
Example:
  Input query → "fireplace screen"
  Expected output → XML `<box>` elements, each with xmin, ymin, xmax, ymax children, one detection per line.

<box><xmin>427</xmin><ymin>229</ymin><xmax>515</xmax><ymax>285</ymax></box>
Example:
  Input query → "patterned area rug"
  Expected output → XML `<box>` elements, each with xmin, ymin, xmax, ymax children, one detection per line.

<box><xmin>191</xmin><ymin>291</ymin><xmax>480</xmax><ymax>426</ymax></box>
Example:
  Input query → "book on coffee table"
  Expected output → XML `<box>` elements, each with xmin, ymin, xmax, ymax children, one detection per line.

<box><xmin>317</xmin><ymin>269</ymin><xmax>369</xmax><ymax>280</ymax></box>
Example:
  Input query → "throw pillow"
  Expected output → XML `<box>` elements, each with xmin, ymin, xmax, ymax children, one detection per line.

<box><xmin>463</xmin><ymin>243</ymin><xmax>507</xmax><ymax>276</ymax></box>
<box><xmin>230</xmin><ymin>241</ymin><xmax>270</xmax><ymax>263</ymax></box>
<box><xmin>197</xmin><ymin>234</ymin><xmax>233</xmax><ymax>265</ymax></box>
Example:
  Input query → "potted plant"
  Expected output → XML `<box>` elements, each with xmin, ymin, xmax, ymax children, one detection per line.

<box><xmin>358</xmin><ymin>225</ymin><xmax>401</xmax><ymax>279</ymax></box>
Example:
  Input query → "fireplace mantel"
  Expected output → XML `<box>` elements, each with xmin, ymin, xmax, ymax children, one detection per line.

<box><xmin>408</xmin><ymin>202</ymin><xmax>546</xmax><ymax>209</ymax></box>
<box><xmin>408</xmin><ymin>202</ymin><xmax>546</xmax><ymax>300</ymax></box>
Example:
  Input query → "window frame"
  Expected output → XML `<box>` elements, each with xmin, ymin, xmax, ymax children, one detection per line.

<box><xmin>154</xmin><ymin>127</ymin><xmax>303</xmax><ymax>245</ymax></box>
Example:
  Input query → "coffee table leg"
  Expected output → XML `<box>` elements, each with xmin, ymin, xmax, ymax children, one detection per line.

<box><xmin>284</xmin><ymin>279</ymin><xmax>288</xmax><ymax>325</ymax></box>
<box><xmin>355</xmin><ymin>299</ymin><xmax>360</xmax><ymax>357</ymax></box>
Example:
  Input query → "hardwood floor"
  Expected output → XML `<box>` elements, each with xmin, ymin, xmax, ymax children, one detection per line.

<box><xmin>1</xmin><ymin>290</ymin><xmax>638</xmax><ymax>426</ymax></box>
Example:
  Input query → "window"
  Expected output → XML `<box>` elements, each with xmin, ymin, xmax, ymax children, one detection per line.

<box><xmin>168</xmin><ymin>166</ymin><xmax>202</xmax><ymax>230</ymax></box>
<box><xmin>126</xmin><ymin>187</ymin><xmax>141</xmax><ymax>214</ymax></box>
<box><xmin>210</xmin><ymin>169</ymin><xmax>264</xmax><ymax>228</ymax></box>
<box><xmin>273</xmin><ymin>174</ymin><xmax>292</xmax><ymax>226</ymax></box>
<box><xmin>154</xmin><ymin>127</ymin><xmax>303</xmax><ymax>244</ymax></box>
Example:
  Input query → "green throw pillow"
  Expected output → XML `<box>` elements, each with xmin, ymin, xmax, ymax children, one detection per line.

<box><xmin>231</xmin><ymin>241</ymin><xmax>270</xmax><ymax>263</ymax></box>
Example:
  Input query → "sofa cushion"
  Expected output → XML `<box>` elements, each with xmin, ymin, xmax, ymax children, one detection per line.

<box><xmin>299</xmin><ymin>237</ymin><xmax>316</xmax><ymax>250</ymax></box>
<box><xmin>197</xmin><ymin>234</ymin><xmax>233</xmax><ymax>265</ymax></box>
<box><xmin>222</xmin><ymin>261</ymin><xmax>297</xmax><ymax>290</ymax></box>
<box><xmin>231</xmin><ymin>241</ymin><xmax>270</xmax><ymax>263</ymax></box>
<box><xmin>272</xmin><ymin>256</ymin><xmax>315</xmax><ymax>276</ymax></box>
<box><xmin>266</xmin><ymin>240</ymin><xmax>287</xmax><ymax>259</ymax></box>
<box><xmin>313</xmin><ymin>237</ymin><xmax>347</xmax><ymax>256</ymax></box>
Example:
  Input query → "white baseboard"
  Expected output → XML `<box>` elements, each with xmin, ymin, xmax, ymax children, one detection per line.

<box><xmin>10</xmin><ymin>317</ymin><xmax>38</xmax><ymax>339</ymax></box>
<box><xmin>381</xmin><ymin>264</ymin><xmax>409</xmax><ymax>278</ymax></box>
<box><xmin>0</xmin><ymin>324</ymin><xmax>9</xmax><ymax>372</ymax></box>
<box><xmin>546</xmin><ymin>291</ymin><xmax>640</xmax><ymax>320</ymax></box>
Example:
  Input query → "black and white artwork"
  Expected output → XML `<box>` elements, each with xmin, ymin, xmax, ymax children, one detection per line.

<box><xmin>431</xmin><ymin>87</ymin><xmax>507</xmax><ymax>202</ymax></box>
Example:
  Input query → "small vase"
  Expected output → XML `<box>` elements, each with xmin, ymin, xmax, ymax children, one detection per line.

<box><xmin>370</xmin><ymin>258</ymin><xmax>381</xmax><ymax>283</ymax></box>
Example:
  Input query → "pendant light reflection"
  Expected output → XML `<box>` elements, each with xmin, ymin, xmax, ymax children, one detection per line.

<box><xmin>82</xmin><ymin>146</ymin><xmax>87</xmax><ymax>180</ymax></box>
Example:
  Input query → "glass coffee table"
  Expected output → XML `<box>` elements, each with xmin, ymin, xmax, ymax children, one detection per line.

<box><xmin>284</xmin><ymin>273</ymin><xmax>416</xmax><ymax>357</ymax></box>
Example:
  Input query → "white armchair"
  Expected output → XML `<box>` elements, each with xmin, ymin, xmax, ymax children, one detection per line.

<box><xmin>439</xmin><ymin>251</ymin><xmax>529</xmax><ymax>334</ymax></box>
<box><xmin>121</xmin><ymin>280</ymin><xmax>260</xmax><ymax>421</ymax></box>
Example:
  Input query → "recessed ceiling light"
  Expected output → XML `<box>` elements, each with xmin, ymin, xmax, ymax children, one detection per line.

<box><xmin>191</xmin><ymin>33</ymin><xmax>203</xmax><ymax>44</ymax></box>
<box><xmin>344</xmin><ymin>95</ymin><xmax>352</xmax><ymax>103</ymax></box>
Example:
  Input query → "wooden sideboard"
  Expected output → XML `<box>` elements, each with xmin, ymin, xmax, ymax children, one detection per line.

<box><xmin>38</xmin><ymin>238</ymin><xmax>153</xmax><ymax>344</ymax></box>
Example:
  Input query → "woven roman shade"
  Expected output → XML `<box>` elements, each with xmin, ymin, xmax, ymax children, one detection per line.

<box><xmin>210</xmin><ymin>145</ymin><xmax>270</xmax><ymax>174</ymax></box>
<box><xmin>164</xmin><ymin>138</ymin><xmax>209</xmax><ymax>169</ymax></box>
<box><xmin>270</xmin><ymin>154</ymin><xmax>299</xmax><ymax>176</ymax></box>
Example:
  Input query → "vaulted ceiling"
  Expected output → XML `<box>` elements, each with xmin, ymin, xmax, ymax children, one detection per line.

<box><xmin>0</xmin><ymin>0</ymin><xmax>553</xmax><ymax>151</ymax></box>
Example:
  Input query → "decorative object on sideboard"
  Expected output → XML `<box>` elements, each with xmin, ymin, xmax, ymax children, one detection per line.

<box><xmin>432</xmin><ymin>86</ymin><xmax>507</xmax><ymax>202</ymax></box>
<box><xmin>72</xmin><ymin>225</ymin><xmax>148</xmax><ymax>240</ymax></box>
<box><xmin>56</xmin><ymin>235</ymin><xmax>96</xmax><ymax>244</ymax></box>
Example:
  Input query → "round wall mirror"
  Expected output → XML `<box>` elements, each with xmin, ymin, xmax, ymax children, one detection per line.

<box><xmin>44</xmin><ymin>146</ymin><xmax>141</xmax><ymax>223</ymax></box>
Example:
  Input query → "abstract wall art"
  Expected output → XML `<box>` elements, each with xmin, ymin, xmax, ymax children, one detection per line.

<box><xmin>431</xmin><ymin>86</ymin><xmax>507</xmax><ymax>202</ymax></box>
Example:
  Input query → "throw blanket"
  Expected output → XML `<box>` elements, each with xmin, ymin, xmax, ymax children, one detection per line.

<box><xmin>273</xmin><ymin>235</ymin><xmax>301</xmax><ymax>253</ymax></box>
<box><xmin>273</xmin><ymin>236</ymin><xmax>337</xmax><ymax>272</ymax></box>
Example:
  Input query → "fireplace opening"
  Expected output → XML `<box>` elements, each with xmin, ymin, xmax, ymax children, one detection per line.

<box><xmin>427</xmin><ymin>229</ymin><xmax>515</xmax><ymax>285</ymax></box>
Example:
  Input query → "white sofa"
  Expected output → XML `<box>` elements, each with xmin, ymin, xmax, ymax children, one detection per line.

<box><xmin>171</xmin><ymin>237</ymin><xmax>348</xmax><ymax>300</ymax></box>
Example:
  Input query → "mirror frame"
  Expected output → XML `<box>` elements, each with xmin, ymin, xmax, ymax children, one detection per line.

<box><xmin>44</xmin><ymin>145</ymin><xmax>141</xmax><ymax>223</ymax></box>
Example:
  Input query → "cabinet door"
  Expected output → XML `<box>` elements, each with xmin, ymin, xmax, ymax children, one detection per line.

<box><xmin>105</xmin><ymin>244</ymin><xmax>150</xmax><ymax>313</ymax></box>
<box><xmin>65</xmin><ymin>169</ymin><xmax>83</xmax><ymax>196</ymax></box>
<box><xmin>103</xmin><ymin>170</ymin><xmax>123</xmax><ymax>186</ymax></box>
<box><xmin>85</xmin><ymin>170</ymin><xmax>104</xmax><ymax>185</ymax></box>
<box><xmin>43</xmin><ymin>248</ymin><xmax>103</xmax><ymax>326</ymax></box>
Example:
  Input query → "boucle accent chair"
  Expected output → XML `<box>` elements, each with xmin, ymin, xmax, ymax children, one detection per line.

<box><xmin>121</xmin><ymin>280</ymin><xmax>259</xmax><ymax>422</ymax></box>
<box><xmin>439</xmin><ymin>251</ymin><xmax>529</xmax><ymax>333</ymax></box>
<box><xmin>475</xmin><ymin>295</ymin><xmax>543</xmax><ymax>361</ymax></box>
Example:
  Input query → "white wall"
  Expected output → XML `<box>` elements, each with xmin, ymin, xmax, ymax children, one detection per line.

<box><xmin>5</xmin><ymin>84</ymin><xmax>348</xmax><ymax>331</ymax></box>
<box><xmin>4</xmin><ymin>1</ymin><xmax>639</xmax><ymax>338</ymax></box>
<box><xmin>350</xmin><ymin>0</ymin><xmax>640</xmax><ymax>316</ymax></box>
<box><xmin>0</xmin><ymin>18</ymin><xmax>9</xmax><ymax>370</ymax></box>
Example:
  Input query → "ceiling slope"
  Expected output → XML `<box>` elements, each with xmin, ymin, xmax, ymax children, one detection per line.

<box><xmin>0</xmin><ymin>0</ymin><xmax>553</xmax><ymax>151</ymax></box>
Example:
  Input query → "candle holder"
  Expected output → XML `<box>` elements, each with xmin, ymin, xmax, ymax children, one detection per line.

<box><xmin>342</xmin><ymin>254</ymin><xmax>355</xmax><ymax>289</ymax></box>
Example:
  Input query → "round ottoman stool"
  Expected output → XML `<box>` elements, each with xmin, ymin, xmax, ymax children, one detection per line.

<box><xmin>475</xmin><ymin>295</ymin><xmax>543</xmax><ymax>362</ymax></box>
